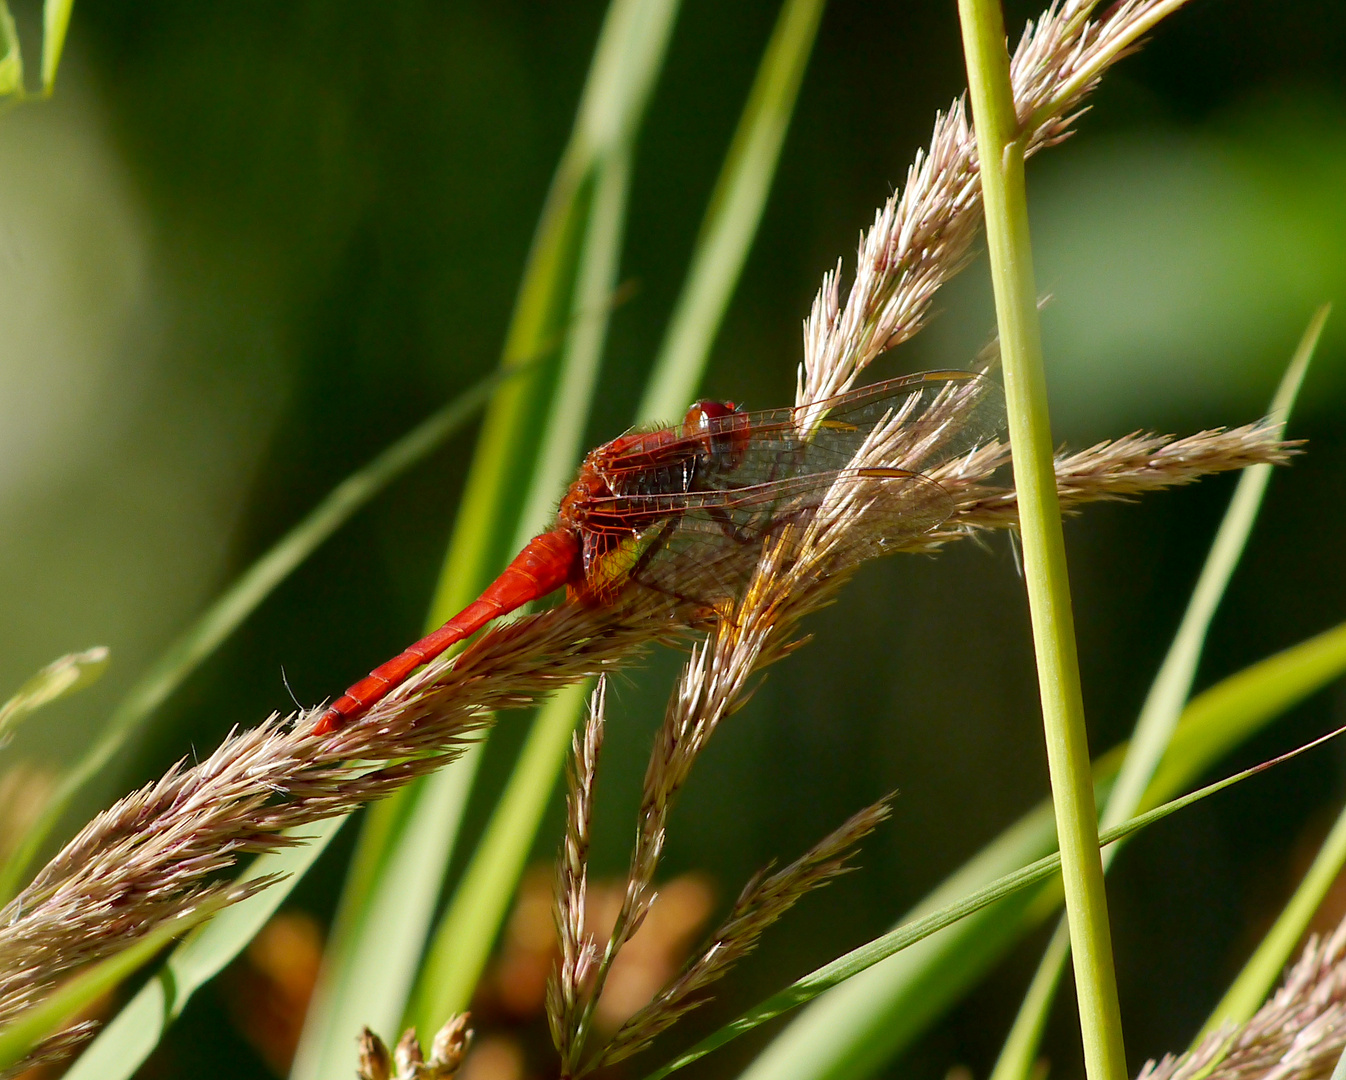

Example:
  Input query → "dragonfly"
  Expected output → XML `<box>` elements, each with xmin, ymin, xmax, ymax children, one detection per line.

<box><xmin>313</xmin><ymin>369</ymin><xmax>1002</xmax><ymax>734</ymax></box>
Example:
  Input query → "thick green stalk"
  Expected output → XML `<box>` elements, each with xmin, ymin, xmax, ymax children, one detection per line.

<box><xmin>956</xmin><ymin>5</ymin><xmax>1125</xmax><ymax>1080</ymax></box>
<box><xmin>990</xmin><ymin>310</ymin><xmax>1326</xmax><ymax>1080</ymax></box>
<box><xmin>0</xmin><ymin>369</ymin><xmax>507</xmax><ymax>906</ymax></box>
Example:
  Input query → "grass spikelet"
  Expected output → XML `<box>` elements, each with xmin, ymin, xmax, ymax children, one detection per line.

<box><xmin>1138</xmin><ymin>918</ymin><xmax>1346</xmax><ymax>1080</ymax></box>
<box><xmin>356</xmin><ymin>1015</ymin><xmax>472</xmax><ymax>1080</ymax></box>
<box><xmin>594</xmin><ymin>797</ymin><xmax>894</xmax><ymax>1069</ymax></box>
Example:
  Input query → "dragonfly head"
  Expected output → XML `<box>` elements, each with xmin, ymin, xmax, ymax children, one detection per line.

<box><xmin>684</xmin><ymin>399</ymin><xmax>740</xmax><ymax>428</ymax></box>
<box><xmin>685</xmin><ymin>399</ymin><xmax>749</xmax><ymax>465</ymax></box>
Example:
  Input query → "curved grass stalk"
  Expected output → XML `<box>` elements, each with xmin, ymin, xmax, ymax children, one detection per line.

<box><xmin>0</xmin><ymin>2</ymin><xmax>20</xmax><ymax>99</ymax></box>
<box><xmin>291</xmin><ymin>3</ymin><xmax>683</xmax><ymax>1071</ymax></box>
<box><xmin>0</xmin><ymin>895</ymin><xmax>230</xmax><ymax>1074</ymax></box>
<box><xmin>636</xmin><ymin>0</ymin><xmax>829</xmax><ymax>424</ymax></box>
<box><xmin>61</xmin><ymin>818</ymin><xmax>343</xmax><ymax>1080</ymax></box>
<box><xmin>41</xmin><ymin>0</ymin><xmax>73</xmax><ymax>93</ymax></box>
<box><xmin>1198</xmin><ymin>800</ymin><xmax>1346</xmax><ymax>1043</ymax></box>
<box><xmin>0</xmin><ymin>648</ymin><xmax>108</xmax><ymax>748</ymax></box>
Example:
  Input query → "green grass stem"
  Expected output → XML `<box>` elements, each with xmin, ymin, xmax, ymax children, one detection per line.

<box><xmin>291</xmin><ymin>2</ymin><xmax>682</xmax><ymax>1068</ymax></box>
<box><xmin>990</xmin><ymin>309</ymin><xmax>1327</xmax><ymax>1080</ymax></box>
<box><xmin>406</xmin><ymin>0</ymin><xmax>828</xmax><ymax>1035</ymax></box>
<box><xmin>958</xmin><ymin>4</ymin><xmax>1125</xmax><ymax>1080</ymax></box>
<box><xmin>395</xmin><ymin>74</ymin><xmax>644</xmax><ymax>1047</ymax></box>
<box><xmin>0</xmin><ymin>897</ymin><xmax>229</xmax><ymax>1074</ymax></box>
<box><xmin>0</xmin><ymin>647</ymin><xmax>108</xmax><ymax>745</ymax></box>
<box><xmin>405</xmin><ymin>142</ymin><xmax>635</xmax><ymax>1036</ymax></box>
<box><xmin>40</xmin><ymin>0</ymin><xmax>72</xmax><ymax>92</ymax></box>
<box><xmin>67</xmin><ymin>818</ymin><xmax>346</xmax><ymax>1080</ymax></box>
<box><xmin>0</xmin><ymin>2</ymin><xmax>21</xmax><ymax>98</ymax></box>
<box><xmin>0</xmin><ymin>370</ymin><xmax>507</xmax><ymax>907</ymax></box>
<box><xmin>409</xmin><ymin>680</ymin><xmax>590</xmax><ymax>1031</ymax></box>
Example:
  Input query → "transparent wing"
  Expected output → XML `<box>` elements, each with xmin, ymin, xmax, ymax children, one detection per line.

<box><xmin>579</xmin><ymin>468</ymin><xmax>954</xmax><ymax>606</ymax></box>
<box><xmin>594</xmin><ymin>370</ymin><xmax>1003</xmax><ymax>496</ymax></box>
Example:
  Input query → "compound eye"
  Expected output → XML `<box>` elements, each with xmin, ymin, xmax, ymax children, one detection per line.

<box><xmin>684</xmin><ymin>399</ymin><xmax>740</xmax><ymax>431</ymax></box>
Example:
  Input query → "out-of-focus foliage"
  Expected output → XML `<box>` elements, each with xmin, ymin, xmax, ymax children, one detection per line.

<box><xmin>1</xmin><ymin>2</ymin><xmax>1343</xmax><ymax>1079</ymax></box>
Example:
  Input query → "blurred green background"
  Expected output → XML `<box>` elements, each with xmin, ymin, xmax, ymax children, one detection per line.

<box><xmin>1</xmin><ymin>1</ymin><xmax>1344</xmax><ymax>1077</ymax></box>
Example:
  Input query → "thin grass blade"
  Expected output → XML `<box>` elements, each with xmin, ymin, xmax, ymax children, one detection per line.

<box><xmin>40</xmin><ymin>0</ymin><xmax>71</xmax><ymax>92</ymax></box>
<box><xmin>407</xmin><ymin>101</ymin><xmax>637</xmax><ymax>1039</ymax></box>
<box><xmin>0</xmin><ymin>647</ymin><xmax>108</xmax><ymax>746</ymax></box>
<box><xmin>288</xmin><ymin>778</ymin><xmax>473</xmax><ymax>1080</ymax></box>
<box><xmin>736</xmin><ymin>619</ymin><xmax>1346</xmax><ymax>1080</ymax></box>
<box><xmin>0</xmin><ymin>370</ymin><xmax>504</xmax><ymax>906</ymax></box>
<box><xmin>641</xmin><ymin>728</ymin><xmax>1346</xmax><ymax>1080</ymax></box>
<box><xmin>65</xmin><ymin>818</ymin><xmax>344</xmax><ymax>1080</ymax></box>
<box><xmin>409</xmin><ymin>680</ymin><xmax>591</xmax><ymax>1033</ymax></box>
<box><xmin>1197</xmin><ymin>798</ymin><xmax>1346</xmax><ymax>1041</ymax></box>
<box><xmin>1104</xmin><ymin>307</ymin><xmax>1324</xmax><ymax>833</ymax></box>
<box><xmin>291</xmin><ymin>2</ymin><xmax>682</xmax><ymax>1070</ymax></box>
<box><xmin>990</xmin><ymin>309</ymin><xmax>1328</xmax><ymax>1080</ymax></box>
<box><xmin>402</xmin><ymin>0</ymin><xmax>824</xmax><ymax>1040</ymax></box>
<box><xmin>636</xmin><ymin>0</ymin><xmax>828</xmax><ymax>423</ymax></box>
<box><xmin>0</xmin><ymin>1</ymin><xmax>21</xmax><ymax>98</ymax></box>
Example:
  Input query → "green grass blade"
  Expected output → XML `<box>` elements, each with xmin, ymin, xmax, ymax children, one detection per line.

<box><xmin>0</xmin><ymin>647</ymin><xmax>108</xmax><ymax>745</ymax></box>
<box><xmin>636</xmin><ymin>0</ymin><xmax>828</xmax><ymax>423</ymax></box>
<box><xmin>990</xmin><ymin>922</ymin><xmax>1073</xmax><ymax>1080</ymax></box>
<box><xmin>1198</xmin><ymin>797</ymin><xmax>1346</xmax><ymax>1041</ymax></box>
<box><xmin>513</xmin><ymin>151</ymin><xmax>633</xmax><ymax>544</ymax></box>
<box><xmin>990</xmin><ymin>309</ymin><xmax>1327</xmax><ymax>1080</ymax></box>
<box><xmin>39</xmin><ymin>0</ymin><xmax>71</xmax><ymax>92</ymax></box>
<box><xmin>65</xmin><ymin>817</ymin><xmax>345</xmax><ymax>1080</ymax></box>
<box><xmin>288</xmin><ymin>778</ymin><xmax>472</xmax><ymax>1080</ymax></box>
<box><xmin>642</xmin><ymin>732</ymin><xmax>1345</xmax><ymax>1080</ymax></box>
<box><xmin>290</xmin><ymin>2</ymin><xmax>681</xmax><ymax>1070</ymax></box>
<box><xmin>737</xmin><ymin>620</ymin><xmax>1346</xmax><ymax>1080</ymax></box>
<box><xmin>0</xmin><ymin>894</ymin><xmax>233</xmax><ymax>1074</ymax></box>
<box><xmin>407</xmin><ymin>0</ymin><xmax>828</xmax><ymax>1036</ymax></box>
<box><xmin>407</xmin><ymin>105</ymin><xmax>635</xmax><ymax>1040</ymax></box>
<box><xmin>0</xmin><ymin>371</ymin><xmax>504</xmax><ymax>907</ymax></box>
<box><xmin>409</xmin><ymin>680</ymin><xmax>590</xmax><ymax>1032</ymax></box>
<box><xmin>1145</xmin><ymin>621</ymin><xmax>1346</xmax><ymax>810</ymax></box>
<box><xmin>1104</xmin><ymin>308</ymin><xmax>1324</xmax><ymax>833</ymax></box>
<box><xmin>0</xmin><ymin>1</ymin><xmax>22</xmax><ymax>98</ymax></box>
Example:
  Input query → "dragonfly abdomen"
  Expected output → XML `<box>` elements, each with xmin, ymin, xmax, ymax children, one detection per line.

<box><xmin>313</xmin><ymin>529</ymin><xmax>582</xmax><ymax>734</ymax></box>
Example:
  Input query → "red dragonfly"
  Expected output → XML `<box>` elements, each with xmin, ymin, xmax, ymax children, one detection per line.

<box><xmin>314</xmin><ymin>369</ymin><xmax>1001</xmax><ymax>734</ymax></box>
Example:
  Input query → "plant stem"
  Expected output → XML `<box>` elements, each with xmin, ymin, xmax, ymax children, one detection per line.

<box><xmin>955</xmin><ymin>5</ymin><xmax>1126</xmax><ymax>1080</ymax></box>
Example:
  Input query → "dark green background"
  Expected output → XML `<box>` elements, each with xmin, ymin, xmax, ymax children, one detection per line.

<box><xmin>1</xmin><ymin>1</ymin><xmax>1344</xmax><ymax>1077</ymax></box>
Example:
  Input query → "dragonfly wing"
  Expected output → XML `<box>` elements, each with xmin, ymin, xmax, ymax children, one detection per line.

<box><xmin>582</xmin><ymin>468</ymin><xmax>954</xmax><ymax>607</ymax></box>
<box><xmin>597</xmin><ymin>370</ymin><xmax>1004</xmax><ymax>494</ymax></box>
